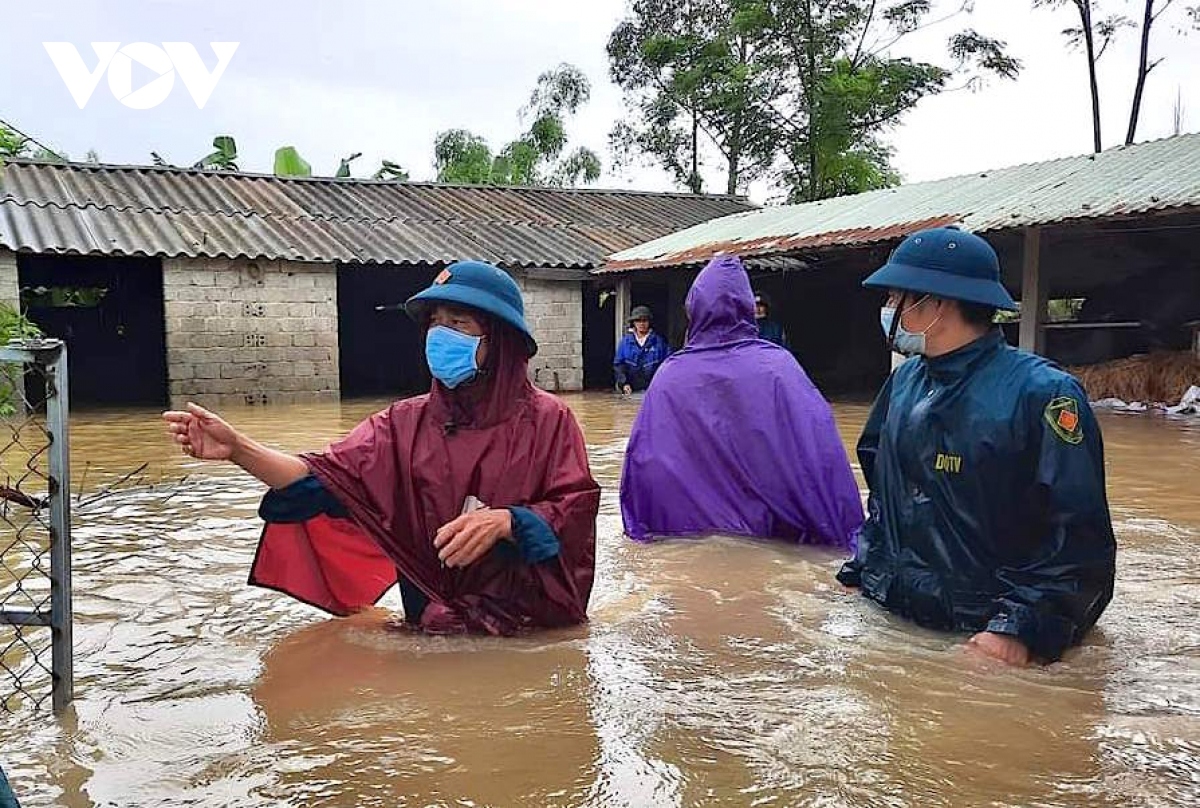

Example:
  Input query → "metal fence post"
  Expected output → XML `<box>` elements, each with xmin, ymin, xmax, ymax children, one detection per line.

<box><xmin>45</xmin><ymin>342</ymin><xmax>72</xmax><ymax>712</ymax></box>
<box><xmin>0</xmin><ymin>338</ymin><xmax>72</xmax><ymax>713</ymax></box>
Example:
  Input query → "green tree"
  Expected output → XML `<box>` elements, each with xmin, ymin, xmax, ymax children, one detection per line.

<box><xmin>0</xmin><ymin>303</ymin><xmax>43</xmax><ymax>418</ymax></box>
<box><xmin>609</xmin><ymin>0</ymin><xmax>1019</xmax><ymax>200</ymax></box>
<box><xmin>434</xmin><ymin>64</ymin><xmax>602</xmax><ymax>187</ymax></box>
<box><xmin>608</xmin><ymin>0</ymin><xmax>780</xmax><ymax>194</ymax></box>
<box><xmin>0</xmin><ymin>125</ymin><xmax>29</xmax><ymax>158</ymax></box>
<box><xmin>435</xmin><ymin>129</ymin><xmax>496</xmax><ymax>183</ymax></box>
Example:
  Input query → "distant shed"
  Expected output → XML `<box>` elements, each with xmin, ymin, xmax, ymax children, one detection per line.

<box><xmin>601</xmin><ymin>133</ymin><xmax>1200</xmax><ymax>394</ymax></box>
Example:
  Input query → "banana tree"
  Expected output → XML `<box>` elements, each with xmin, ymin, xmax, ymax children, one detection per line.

<box><xmin>373</xmin><ymin>159</ymin><xmax>409</xmax><ymax>180</ymax></box>
<box><xmin>336</xmin><ymin>152</ymin><xmax>363</xmax><ymax>178</ymax></box>
<box><xmin>274</xmin><ymin>146</ymin><xmax>312</xmax><ymax>177</ymax></box>
<box><xmin>194</xmin><ymin>135</ymin><xmax>239</xmax><ymax>170</ymax></box>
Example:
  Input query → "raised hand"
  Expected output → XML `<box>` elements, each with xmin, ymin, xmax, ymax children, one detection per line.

<box><xmin>162</xmin><ymin>402</ymin><xmax>242</xmax><ymax>461</ymax></box>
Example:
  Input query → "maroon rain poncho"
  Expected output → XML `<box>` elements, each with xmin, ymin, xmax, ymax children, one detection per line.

<box><xmin>249</xmin><ymin>324</ymin><xmax>600</xmax><ymax>635</ymax></box>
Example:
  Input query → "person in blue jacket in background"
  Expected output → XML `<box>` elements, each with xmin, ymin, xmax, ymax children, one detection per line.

<box><xmin>754</xmin><ymin>292</ymin><xmax>788</xmax><ymax>349</ymax></box>
<box><xmin>837</xmin><ymin>226</ymin><xmax>1116</xmax><ymax>666</ymax></box>
<box><xmin>613</xmin><ymin>305</ymin><xmax>671</xmax><ymax>394</ymax></box>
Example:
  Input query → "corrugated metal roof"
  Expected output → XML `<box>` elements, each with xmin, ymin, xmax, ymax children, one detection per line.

<box><xmin>0</xmin><ymin>160</ymin><xmax>754</xmax><ymax>268</ymax></box>
<box><xmin>602</xmin><ymin>132</ymin><xmax>1200</xmax><ymax>272</ymax></box>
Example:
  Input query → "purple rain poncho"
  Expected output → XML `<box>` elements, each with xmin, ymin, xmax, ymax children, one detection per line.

<box><xmin>620</xmin><ymin>255</ymin><xmax>864</xmax><ymax>547</ymax></box>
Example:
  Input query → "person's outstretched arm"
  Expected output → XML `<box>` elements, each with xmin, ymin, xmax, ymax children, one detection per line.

<box><xmin>163</xmin><ymin>402</ymin><xmax>308</xmax><ymax>489</ymax></box>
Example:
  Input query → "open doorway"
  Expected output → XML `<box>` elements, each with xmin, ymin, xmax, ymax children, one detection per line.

<box><xmin>582</xmin><ymin>284</ymin><xmax>617</xmax><ymax>389</ymax></box>
<box><xmin>18</xmin><ymin>254</ymin><xmax>168</xmax><ymax>407</ymax></box>
<box><xmin>337</xmin><ymin>263</ymin><xmax>439</xmax><ymax>398</ymax></box>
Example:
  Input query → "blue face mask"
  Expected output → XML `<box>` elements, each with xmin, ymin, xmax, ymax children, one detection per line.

<box><xmin>880</xmin><ymin>302</ymin><xmax>932</xmax><ymax>356</ymax></box>
<box><xmin>425</xmin><ymin>325</ymin><xmax>483</xmax><ymax>389</ymax></box>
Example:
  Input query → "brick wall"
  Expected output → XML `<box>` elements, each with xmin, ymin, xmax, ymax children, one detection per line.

<box><xmin>163</xmin><ymin>257</ymin><xmax>339</xmax><ymax>408</ymax></box>
<box><xmin>519</xmin><ymin>276</ymin><xmax>583</xmax><ymax>392</ymax></box>
<box><xmin>0</xmin><ymin>249</ymin><xmax>19</xmax><ymax>310</ymax></box>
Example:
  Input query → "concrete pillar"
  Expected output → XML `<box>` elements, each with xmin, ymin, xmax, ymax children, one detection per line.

<box><xmin>0</xmin><ymin>248</ymin><xmax>20</xmax><ymax>312</ymax></box>
<box><xmin>519</xmin><ymin>275</ymin><xmax>584</xmax><ymax>392</ymax></box>
<box><xmin>614</xmin><ymin>276</ymin><xmax>632</xmax><ymax>347</ymax></box>
<box><xmin>1018</xmin><ymin>226</ymin><xmax>1046</xmax><ymax>354</ymax></box>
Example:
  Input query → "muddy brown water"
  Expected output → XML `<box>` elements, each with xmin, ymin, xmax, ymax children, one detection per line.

<box><xmin>1</xmin><ymin>394</ymin><xmax>1198</xmax><ymax>807</ymax></box>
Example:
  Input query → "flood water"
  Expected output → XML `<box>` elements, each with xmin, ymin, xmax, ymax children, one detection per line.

<box><xmin>2</xmin><ymin>393</ymin><xmax>1198</xmax><ymax>807</ymax></box>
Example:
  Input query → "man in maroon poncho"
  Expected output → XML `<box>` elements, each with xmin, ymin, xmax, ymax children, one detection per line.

<box><xmin>163</xmin><ymin>261</ymin><xmax>600</xmax><ymax>635</ymax></box>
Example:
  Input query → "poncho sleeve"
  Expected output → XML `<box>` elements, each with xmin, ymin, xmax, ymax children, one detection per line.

<box><xmin>248</xmin><ymin>407</ymin><xmax>409</xmax><ymax>617</ymax></box>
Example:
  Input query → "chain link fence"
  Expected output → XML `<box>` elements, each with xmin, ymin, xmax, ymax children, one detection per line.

<box><xmin>0</xmin><ymin>339</ymin><xmax>71</xmax><ymax>713</ymax></box>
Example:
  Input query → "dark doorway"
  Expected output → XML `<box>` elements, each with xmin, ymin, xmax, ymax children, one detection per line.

<box><xmin>338</xmin><ymin>264</ymin><xmax>439</xmax><ymax>398</ymax></box>
<box><xmin>583</xmin><ymin>285</ymin><xmax>617</xmax><ymax>389</ymax></box>
<box><xmin>18</xmin><ymin>254</ymin><xmax>168</xmax><ymax>407</ymax></box>
<box><xmin>749</xmin><ymin>263</ymin><xmax>890</xmax><ymax>397</ymax></box>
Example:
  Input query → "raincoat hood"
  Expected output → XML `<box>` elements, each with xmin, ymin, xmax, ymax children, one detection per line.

<box><xmin>685</xmin><ymin>256</ymin><xmax>760</xmax><ymax>348</ymax></box>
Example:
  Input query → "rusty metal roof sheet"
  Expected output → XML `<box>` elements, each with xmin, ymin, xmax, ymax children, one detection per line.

<box><xmin>602</xmin><ymin>132</ymin><xmax>1200</xmax><ymax>272</ymax></box>
<box><xmin>0</xmin><ymin>160</ymin><xmax>754</xmax><ymax>268</ymax></box>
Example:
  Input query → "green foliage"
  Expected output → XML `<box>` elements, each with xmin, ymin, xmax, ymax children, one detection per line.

<box><xmin>0</xmin><ymin>304</ymin><xmax>42</xmax><ymax>340</ymax></box>
<box><xmin>552</xmin><ymin>147</ymin><xmax>603</xmax><ymax>187</ymax></box>
<box><xmin>608</xmin><ymin>0</ymin><xmax>778</xmax><ymax>195</ymax></box>
<box><xmin>22</xmin><ymin>285</ymin><xmax>109</xmax><ymax>308</ymax></box>
<box><xmin>609</xmin><ymin>0</ymin><xmax>1020</xmax><ymax>199</ymax></box>
<box><xmin>0</xmin><ymin>303</ymin><xmax>43</xmax><ymax>418</ymax></box>
<box><xmin>1048</xmin><ymin>298</ymin><xmax>1085</xmax><ymax>322</ymax></box>
<box><xmin>194</xmin><ymin>135</ymin><xmax>239</xmax><ymax>170</ymax></box>
<box><xmin>435</xmin><ymin>64</ymin><xmax>602</xmax><ymax>187</ymax></box>
<box><xmin>273</xmin><ymin>146</ymin><xmax>312</xmax><ymax>177</ymax></box>
<box><xmin>435</xmin><ymin>129</ymin><xmax>495</xmax><ymax>183</ymax></box>
<box><xmin>336</xmin><ymin>152</ymin><xmax>363</xmax><ymax>178</ymax></box>
<box><xmin>372</xmin><ymin>160</ymin><xmax>410</xmax><ymax>181</ymax></box>
<box><xmin>0</xmin><ymin>125</ymin><xmax>27</xmax><ymax>158</ymax></box>
<box><xmin>0</xmin><ymin>124</ymin><xmax>67</xmax><ymax>162</ymax></box>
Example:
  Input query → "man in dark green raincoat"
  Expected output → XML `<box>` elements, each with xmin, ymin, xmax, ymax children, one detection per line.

<box><xmin>838</xmin><ymin>227</ymin><xmax>1116</xmax><ymax>666</ymax></box>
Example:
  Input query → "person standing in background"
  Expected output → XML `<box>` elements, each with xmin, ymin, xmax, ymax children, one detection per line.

<box><xmin>613</xmin><ymin>305</ymin><xmax>671</xmax><ymax>394</ymax></box>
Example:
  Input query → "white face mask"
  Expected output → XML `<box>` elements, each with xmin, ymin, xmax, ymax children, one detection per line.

<box><xmin>879</xmin><ymin>296</ymin><xmax>940</xmax><ymax>356</ymax></box>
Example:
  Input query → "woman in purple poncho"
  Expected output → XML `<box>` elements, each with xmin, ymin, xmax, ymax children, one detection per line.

<box><xmin>620</xmin><ymin>255</ymin><xmax>864</xmax><ymax>547</ymax></box>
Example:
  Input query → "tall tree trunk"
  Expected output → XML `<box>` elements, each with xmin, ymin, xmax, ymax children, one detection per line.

<box><xmin>689</xmin><ymin>106</ymin><xmax>701</xmax><ymax>193</ymax></box>
<box><xmin>726</xmin><ymin>40</ymin><xmax>747</xmax><ymax>197</ymax></box>
<box><xmin>727</xmin><ymin>112</ymin><xmax>742</xmax><ymax>196</ymax></box>
<box><xmin>1126</xmin><ymin>0</ymin><xmax>1156</xmax><ymax>145</ymax></box>
<box><xmin>803</xmin><ymin>0</ymin><xmax>819</xmax><ymax>201</ymax></box>
<box><xmin>1079</xmin><ymin>1</ymin><xmax>1103</xmax><ymax>153</ymax></box>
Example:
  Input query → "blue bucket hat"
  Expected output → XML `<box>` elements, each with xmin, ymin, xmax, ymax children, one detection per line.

<box><xmin>406</xmin><ymin>260</ymin><xmax>538</xmax><ymax>356</ymax></box>
<box><xmin>862</xmin><ymin>227</ymin><xmax>1017</xmax><ymax>311</ymax></box>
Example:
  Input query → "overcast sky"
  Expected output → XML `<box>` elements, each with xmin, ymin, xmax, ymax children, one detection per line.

<box><xmin>3</xmin><ymin>0</ymin><xmax>1198</xmax><ymax>203</ymax></box>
